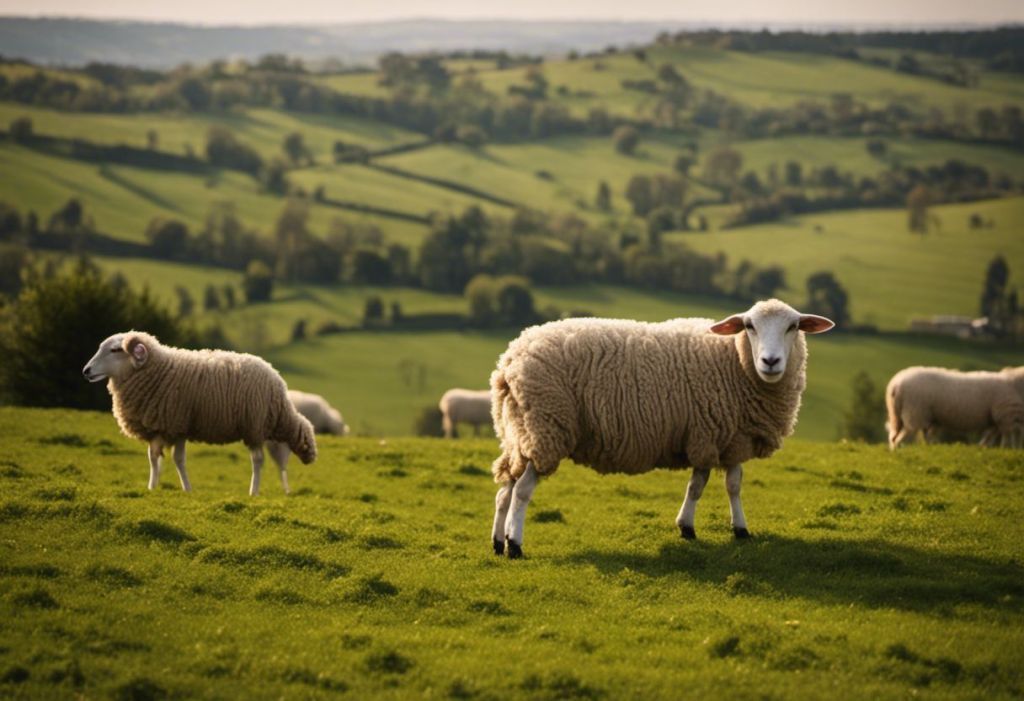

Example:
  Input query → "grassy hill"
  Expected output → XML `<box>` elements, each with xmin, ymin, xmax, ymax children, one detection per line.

<box><xmin>1</xmin><ymin>407</ymin><xmax>1021</xmax><ymax>699</ymax></box>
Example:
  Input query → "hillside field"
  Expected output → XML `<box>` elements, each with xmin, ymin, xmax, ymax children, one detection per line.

<box><xmin>1</xmin><ymin>407</ymin><xmax>1022</xmax><ymax>699</ymax></box>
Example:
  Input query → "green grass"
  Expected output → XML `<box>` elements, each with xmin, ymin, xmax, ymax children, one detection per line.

<box><xmin>1</xmin><ymin>406</ymin><xmax>1022</xmax><ymax>699</ymax></box>
<box><xmin>672</xmin><ymin>197</ymin><xmax>1024</xmax><ymax>330</ymax></box>
<box><xmin>0</xmin><ymin>103</ymin><xmax>419</xmax><ymax>160</ymax></box>
<box><xmin>0</xmin><ymin>142</ymin><xmax>428</xmax><ymax>244</ymax></box>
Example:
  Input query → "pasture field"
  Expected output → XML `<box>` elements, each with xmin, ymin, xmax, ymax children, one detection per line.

<box><xmin>0</xmin><ymin>407</ymin><xmax>1022</xmax><ymax>700</ymax></box>
<box><xmin>672</xmin><ymin>197</ymin><xmax>1024</xmax><ymax>330</ymax></box>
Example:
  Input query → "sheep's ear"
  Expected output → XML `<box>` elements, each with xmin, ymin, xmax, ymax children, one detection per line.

<box><xmin>125</xmin><ymin>335</ymin><xmax>149</xmax><ymax>367</ymax></box>
<box><xmin>798</xmin><ymin>314</ymin><xmax>835</xmax><ymax>334</ymax></box>
<box><xmin>709</xmin><ymin>315</ymin><xmax>745</xmax><ymax>335</ymax></box>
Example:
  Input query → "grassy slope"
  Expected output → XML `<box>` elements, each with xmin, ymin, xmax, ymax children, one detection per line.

<box><xmin>0</xmin><ymin>103</ymin><xmax>419</xmax><ymax>159</ymax></box>
<box><xmin>0</xmin><ymin>142</ymin><xmax>429</xmax><ymax>245</ymax></box>
<box><xmin>1</xmin><ymin>407</ymin><xmax>1021</xmax><ymax>700</ymax></box>
<box><xmin>671</xmin><ymin>197</ymin><xmax>1024</xmax><ymax>329</ymax></box>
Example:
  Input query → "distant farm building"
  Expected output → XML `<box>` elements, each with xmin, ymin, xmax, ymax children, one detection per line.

<box><xmin>909</xmin><ymin>315</ymin><xmax>991</xmax><ymax>339</ymax></box>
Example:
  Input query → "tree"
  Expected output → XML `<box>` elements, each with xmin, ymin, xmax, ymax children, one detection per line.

<box><xmin>9</xmin><ymin>116</ymin><xmax>33</xmax><ymax>141</ymax></box>
<box><xmin>465</xmin><ymin>274</ymin><xmax>497</xmax><ymax>326</ymax></box>
<box><xmin>673</xmin><ymin>153</ymin><xmax>694</xmax><ymax>176</ymax></box>
<box><xmin>222</xmin><ymin>284</ymin><xmax>237</xmax><ymax>309</ymax></box>
<box><xmin>146</xmin><ymin>129</ymin><xmax>159</xmax><ymax>151</ymax></box>
<box><xmin>625</xmin><ymin>175</ymin><xmax>654</xmax><ymax>216</ymax></box>
<box><xmin>0</xmin><ymin>264</ymin><xmax>186</xmax><ymax>409</ymax></box>
<box><xmin>243</xmin><ymin>260</ymin><xmax>273</xmax><ymax>303</ymax></box>
<box><xmin>865</xmin><ymin>139</ymin><xmax>887</xmax><ymax>158</ymax></box>
<box><xmin>980</xmin><ymin>255</ymin><xmax>1013</xmax><ymax>335</ymax></box>
<box><xmin>906</xmin><ymin>184</ymin><xmax>931</xmax><ymax>234</ymax></box>
<box><xmin>412</xmin><ymin>405</ymin><xmax>445</xmax><ymax>437</ymax></box>
<box><xmin>806</xmin><ymin>271</ymin><xmax>849</xmax><ymax>328</ymax></box>
<box><xmin>456</xmin><ymin>124</ymin><xmax>486</xmax><ymax>148</ymax></box>
<box><xmin>703</xmin><ymin>147</ymin><xmax>743</xmax><ymax>186</ymax></box>
<box><xmin>646</xmin><ymin>207</ymin><xmax>677</xmax><ymax>250</ymax></box>
<box><xmin>48</xmin><ymin>199</ymin><xmax>84</xmax><ymax>234</ymax></box>
<box><xmin>174</xmin><ymin>285</ymin><xmax>194</xmax><ymax>317</ymax></box>
<box><xmin>363</xmin><ymin>296</ymin><xmax>385</xmax><ymax>326</ymax></box>
<box><xmin>495</xmin><ymin>277</ymin><xmax>536</xmax><ymax>326</ymax></box>
<box><xmin>842</xmin><ymin>371</ymin><xmax>886</xmax><ymax>443</ymax></box>
<box><xmin>282</xmin><ymin>132</ymin><xmax>311</xmax><ymax>165</ymax></box>
<box><xmin>291</xmin><ymin>319</ymin><xmax>307</xmax><ymax>342</ymax></box>
<box><xmin>205</xmin><ymin>127</ymin><xmax>263</xmax><ymax>175</ymax></box>
<box><xmin>145</xmin><ymin>217</ymin><xmax>190</xmax><ymax>258</ymax></box>
<box><xmin>612</xmin><ymin>126</ymin><xmax>640</xmax><ymax>155</ymax></box>
<box><xmin>595</xmin><ymin>181</ymin><xmax>612</xmax><ymax>211</ymax></box>
<box><xmin>203</xmin><ymin>284</ymin><xmax>221</xmax><ymax>311</ymax></box>
<box><xmin>0</xmin><ymin>243</ymin><xmax>31</xmax><ymax>299</ymax></box>
<box><xmin>263</xmin><ymin>158</ymin><xmax>290</xmax><ymax>195</ymax></box>
<box><xmin>784</xmin><ymin>160</ymin><xmax>802</xmax><ymax>186</ymax></box>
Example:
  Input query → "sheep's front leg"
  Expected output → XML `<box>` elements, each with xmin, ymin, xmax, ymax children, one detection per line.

<box><xmin>249</xmin><ymin>445</ymin><xmax>264</xmax><ymax>497</ymax></box>
<box><xmin>503</xmin><ymin>462</ymin><xmax>538</xmax><ymax>559</ymax></box>
<box><xmin>147</xmin><ymin>440</ymin><xmax>164</xmax><ymax>490</ymax></box>
<box><xmin>676</xmin><ymin>468</ymin><xmax>710</xmax><ymax>539</ymax></box>
<box><xmin>725</xmin><ymin>464</ymin><xmax>750</xmax><ymax>539</ymax></box>
<box><xmin>172</xmin><ymin>440</ymin><xmax>192</xmax><ymax>492</ymax></box>
<box><xmin>491</xmin><ymin>482</ymin><xmax>513</xmax><ymax>555</ymax></box>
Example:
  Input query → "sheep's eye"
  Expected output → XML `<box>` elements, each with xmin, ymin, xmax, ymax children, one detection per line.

<box><xmin>110</xmin><ymin>347</ymin><xmax>124</xmax><ymax>354</ymax></box>
<box><xmin>787</xmin><ymin>323</ymin><xmax>797</xmax><ymax>332</ymax></box>
<box><xmin>744</xmin><ymin>322</ymin><xmax>754</xmax><ymax>331</ymax></box>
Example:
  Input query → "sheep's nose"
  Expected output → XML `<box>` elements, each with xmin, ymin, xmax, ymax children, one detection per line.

<box><xmin>762</xmin><ymin>356</ymin><xmax>780</xmax><ymax>368</ymax></box>
<box><xmin>83</xmin><ymin>366</ymin><xmax>91</xmax><ymax>377</ymax></box>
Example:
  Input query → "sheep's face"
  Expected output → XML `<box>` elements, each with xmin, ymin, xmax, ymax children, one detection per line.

<box><xmin>710</xmin><ymin>300</ymin><xmax>834</xmax><ymax>384</ymax></box>
<box><xmin>82</xmin><ymin>332</ymin><xmax>152</xmax><ymax>383</ymax></box>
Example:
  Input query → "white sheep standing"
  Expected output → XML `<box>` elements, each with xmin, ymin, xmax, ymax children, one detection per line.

<box><xmin>438</xmin><ymin>388</ymin><xmax>492</xmax><ymax>438</ymax></box>
<box><xmin>266</xmin><ymin>390</ymin><xmax>349</xmax><ymax>492</ymax></box>
<box><xmin>886</xmin><ymin>366</ymin><xmax>1024</xmax><ymax>449</ymax></box>
<box><xmin>83</xmin><ymin>331</ymin><xmax>317</xmax><ymax>496</ymax></box>
<box><xmin>488</xmin><ymin>299</ymin><xmax>834</xmax><ymax>558</ymax></box>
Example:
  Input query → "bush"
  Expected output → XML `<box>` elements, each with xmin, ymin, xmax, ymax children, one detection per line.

<box><xmin>243</xmin><ymin>260</ymin><xmax>273</xmax><ymax>303</ymax></box>
<box><xmin>842</xmin><ymin>371</ymin><xmax>886</xmax><ymax>443</ymax></box>
<box><xmin>0</xmin><ymin>262</ymin><xmax>188</xmax><ymax>409</ymax></box>
<box><xmin>205</xmin><ymin>127</ymin><xmax>263</xmax><ymax>175</ymax></box>
<box><xmin>9</xmin><ymin>117</ymin><xmax>32</xmax><ymax>141</ymax></box>
<box><xmin>145</xmin><ymin>217</ymin><xmax>190</xmax><ymax>259</ymax></box>
<box><xmin>413</xmin><ymin>406</ymin><xmax>445</xmax><ymax>437</ymax></box>
<box><xmin>612</xmin><ymin>126</ymin><xmax>639</xmax><ymax>155</ymax></box>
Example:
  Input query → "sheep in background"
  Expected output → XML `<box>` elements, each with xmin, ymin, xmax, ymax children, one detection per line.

<box><xmin>83</xmin><ymin>331</ymin><xmax>316</xmax><ymax>496</ymax></box>
<box><xmin>266</xmin><ymin>390</ymin><xmax>348</xmax><ymax>492</ymax></box>
<box><xmin>439</xmin><ymin>388</ymin><xmax>492</xmax><ymax>439</ymax></box>
<box><xmin>489</xmin><ymin>299</ymin><xmax>834</xmax><ymax>558</ymax></box>
<box><xmin>887</xmin><ymin>366</ymin><xmax>1024</xmax><ymax>449</ymax></box>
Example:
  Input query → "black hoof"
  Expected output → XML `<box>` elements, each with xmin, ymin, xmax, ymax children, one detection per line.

<box><xmin>680</xmin><ymin>525</ymin><xmax>697</xmax><ymax>540</ymax></box>
<box><xmin>734</xmin><ymin>527</ymin><xmax>752</xmax><ymax>539</ymax></box>
<box><xmin>506</xmin><ymin>540</ymin><xmax>523</xmax><ymax>559</ymax></box>
<box><xmin>493</xmin><ymin>538</ymin><xmax>505</xmax><ymax>556</ymax></box>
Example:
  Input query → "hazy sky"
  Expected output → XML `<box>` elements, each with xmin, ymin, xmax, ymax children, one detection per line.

<box><xmin>1</xmin><ymin>0</ymin><xmax>1022</xmax><ymax>26</ymax></box>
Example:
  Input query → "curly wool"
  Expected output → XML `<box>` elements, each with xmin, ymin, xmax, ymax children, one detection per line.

<box><xmin>109</xmin><ymin>333</ymin><xmax>317</xmax><ymax>463</ymax></box>
<box><xmin>490</xmin><ymin>311</ymin><xmax>806</xmax><ymax>483</ymax></box>
<box><xmin>886</xmin><ymin>366</ymin><xmax>1024</xmax><ymax>438</ymax></box>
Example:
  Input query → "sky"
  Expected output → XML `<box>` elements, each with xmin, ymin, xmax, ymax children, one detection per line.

<box><xmin>0</xmin><ymin>0</ymin><xmax>1021</xmax><ymax>26</ymax></box>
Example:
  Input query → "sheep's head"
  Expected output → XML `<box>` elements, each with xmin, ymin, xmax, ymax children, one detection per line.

<box><xmin>82</xmin><ymin>331</ymin><xmax>156</xmax><ymax>383</ymax></box>
<box><xmin>710</xmin><ymin>299</ymin><xmax>834</xmax><ymax>384</ymax></box>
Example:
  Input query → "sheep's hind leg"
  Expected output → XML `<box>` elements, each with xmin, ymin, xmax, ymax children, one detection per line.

<box><xmin>676</xmin><ymin>468</ymin><xmax>710</xmax><ymax>539</ymax></box>
<box><xmin>147</xmin><ymin>440</ymin><xmax>164</xmax><ymax>491</ymax></box>
<box><xmin>172</xmin><ymin>440</ymin><xmax>192</xmax><ymax>492</ymax></box>
<box><xmin>491</xmin><ymin>482</ymin><xmax>513</xmax><ymax>555</ymax></box>
<box><xmin>503</xmin><ymin>462</ymin><xmax>538</xmax><ymax>559</ymax></box>
<box><xmin>249</xmin><ymin>445</ymin><xmax>265</xmax><ymax>497</ymax></box>
<box><xmin>725</xmin><ymin>464</ymin><xmax>750</xmax><ymax>539</ymax></box>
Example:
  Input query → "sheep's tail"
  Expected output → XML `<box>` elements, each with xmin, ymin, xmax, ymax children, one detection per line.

<box><xmin>287</xmin><ymin>413</ymin><xmax>318</xmax><ymax>465</ymax></box>
<box><xmin>885</xmin><ymin>379</ymin><xmax>902</xmax><ymax>451</ymax></box>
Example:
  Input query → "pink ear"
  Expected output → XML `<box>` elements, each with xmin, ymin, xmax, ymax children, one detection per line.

<box><xmin>129</xmin><ymin>339</ymin><xmax>148</xmax><ymax>366</ymax></box>
<box><xmin>798</xmin><ymin>314</ymin><xmax>835</xmax><ymax>334</ymax></box>
<box><xmin>709</xmin><ymin>315</ymin><xmax>745</xmax><ymax>335</ymax></box>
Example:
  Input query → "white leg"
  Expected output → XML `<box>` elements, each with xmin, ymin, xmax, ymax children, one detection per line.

<box><xmin>172</xmin><ymin>440</ymin><xmax>192</xmax><ymax>492</ymax></box>
<box><xmin>249</xmin><ymin>446</ymin><xmax>264</xmax><ymax>497</ymax></box>
<box><xmin>147</xmin><ymin>440</ymin><xmax>164</xmax><ymax>491</ymax></box>
<box><xmin>442</xmin><ymin>416</ymin><xmax>454</xmax><ymax>439</ymax></box>
<box><xmin>491</xmin><ymin>483</ymin><xmax>513</xmax><ymax>555</ymax></box>
<box><xmin>725</xmin><ymin>464</ymin><xmax>750</xmax><ymax>538</ymax></box>
<box><xmin>503</xmin><ymin>462</ymin><xmax>538</xmax><ymax>559</ymax></box>
<box><xmin>268</xmin><ymin>442</ymin><xmax>291</xmax><ymax>495</ymax></box>
<box><xmin>676</xmin><ymin>468</ymin><xmax>710</xmax><ymax>539</ymax></box>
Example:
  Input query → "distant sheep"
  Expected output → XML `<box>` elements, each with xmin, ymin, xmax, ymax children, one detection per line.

<box><xmin>83</xmin><ymin>331</ymin><xmax>316</xmax><ymax>496</ymax></box>
<box><xmin>886</xmin><ymin>366</ymin><xmax>1024</xmax><ymax>449</ymax></box>
<box><xmin>438</xmin><ymin>388</ymin><xmax>492</xmax><ymax>439</ymax></box>
<box><xmin>266</xmin><ymin>390</ymin><xmax>348</xmax><ymax>491</ymax></box>
<box><xmin>488</xmin><ymin>299</ymin><xmax>834</xmax><ymax>558</ymax></box>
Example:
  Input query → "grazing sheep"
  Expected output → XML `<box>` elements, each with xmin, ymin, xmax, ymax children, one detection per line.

<box><xmin>266</xmin><ymin>390</ymin><xmax>348</xmax><ymax>492</ymax></box>
<box><xmin>488</xmin><ymin>299</ymin><xmax>834</xmax><ymax>558</ymax></box>
<box><xmin>439</xmin><ymin>388</ymin><xmax>492</xmax><ymax>438</ymax></box>
<box><xmin>887</xmin><ymin>366</ymin><xmax>1024</xmax><ymax>450</ymax></box>
<box><xmin>83</xmin><ymin>331</ymin><xmax>317</xmax><ymax>495</ymax></box>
